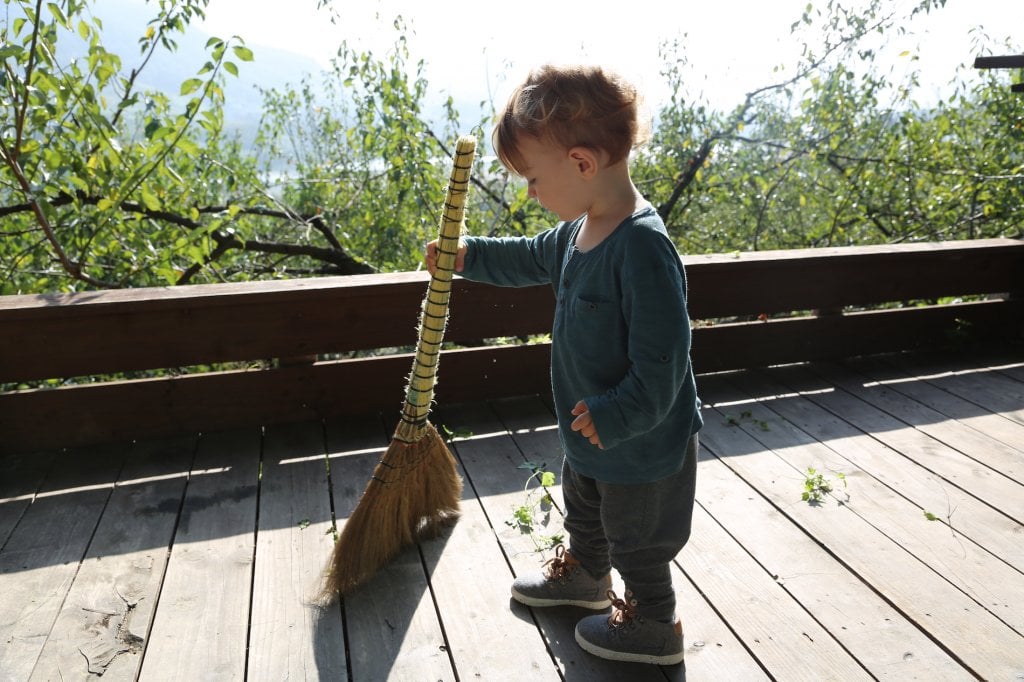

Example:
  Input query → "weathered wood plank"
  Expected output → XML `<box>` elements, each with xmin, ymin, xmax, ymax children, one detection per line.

<box><xmin>4</xmin><ymin>239</ymin><xmax>1021</xmax><ymax>455</ymax></box>
<box><xmin>247</xmin><ymin>420</ymin><xmax>346</xmax><ymax>680</ymax></box>
<box><xmin>29</xmin><ymin>435</ymin><xmax>196</xmax><ymax>680</ymax></box>
<box><xmin>487</xmin><ymin>395</ymin><xmax>770</xmax><ymax>680</ymax></box>
<box><xmin>139</xmin><ymin>428</ymin><xmax>260</xmax><ymax>681</ymax></box>
<box><xmin>0</xmin><ymin>442</ymin><xmax>128</xmax><ymax>680</ymax></box>
<box><xmin>415</xmin><ymin>403</ymin><xmax>564</xmax><ymax>680</ymax></box>
<box><xmin>683</xmin><ymin>237</ymin><xmax>1024</xmax><ymax>319</ymax></box>
<box><xmin>746</xmin><ymin>363</ymin><xmax>1024</xmax><ymax>575</ymax></box>
<box><xmin>866</xmin><ymin>354</ymin><xmax>1024</xmax><ymax>458</ymax></box>
<box><xmin>0</xmin><ymin>449</ymin><xmax>55</xmax><ymax>549</ymax></box>
<box><xmin>681</xmin><ymin>502</ymin><xmax>874</xmax><ymax>681</ymax></box>
<box><xmin>792</xmin><ymin>361</ymin><xmax>1024</xmax><ymax>521</ymax></box>
<box><xmin>4</xmin><ymin>240</ymin><xmax>1017</xmax><ymax>383</ymax></box>
<box><xmin>437</xmin><ymin>400</ymin><xmax>656</xmax><ymax>681</ymax></box>
<box><xmin>0</xmin><ymin>344</ymin><xmax>553</xmax><ymax>454</ymax></box>
<box><xmin>975</xmin><ymin>54</ymin><xmax>1024</xmax><ymax>69</ymax></box>
<box><xmin>993</xmin><ymin>356</ymin><xmax>1024</xmax><ymax>383</ymax></box>
<box><xmin>695</xmin><ymin>443</ymin><xmax>968</xmax><ymax>679</ymax></box>
<box><xmin>765</xmin><ymin>358</ymin><xmax>1024</xmax><ymax>518</ymax></box>
<box><xmin>889</xmin><ymin>353</ymin><xmax>1024</xmax><ymax>428</ymax></box>
<box><xmin>324</xmin><ymin>414</ymin><xmax>454</xmax><ymax>682</ymax></box>
<box><xmin>838</xmin><ymin>356</ymin><xmax>1024</xmax><ymax>483</ymax></box>
<box><xmin>690</xmin><ymin>299</ymin><xmax>1020</xmax><ymax>373</ymax></box>
<box><xmin>699</xmin><ymin>375</ymin><xmax>1024</xmax><ymax>679</ymax></box>
<box><xmin>0</xmin><ymin>273</ymin><xmax>555</xmax><ymax>383</ymax></box>
<box><xmin>712</xmin><ymin>370</ymin><xmax>1024</xmax><ymax>630</ymax></box>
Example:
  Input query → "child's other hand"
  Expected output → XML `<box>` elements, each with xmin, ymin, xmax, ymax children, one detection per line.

<box><xmin>570</xmin><ymin>400</ymin><xmax>604</xmax><ymax>449</ymax></box>
<box><xmin>425</xmin><ymin>239</ymin><xmax>466</xmax><ymax>275</ymax></box>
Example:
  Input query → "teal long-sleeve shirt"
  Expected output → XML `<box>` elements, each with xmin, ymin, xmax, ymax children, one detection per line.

<box><xmin>460</xmin><ymin>205</ymin><xmax>702</xmax><ymax>484</ymax></box>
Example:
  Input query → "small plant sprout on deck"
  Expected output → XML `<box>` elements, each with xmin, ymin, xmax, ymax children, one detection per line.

<box><xmin>802</xmin><ymin>467</ymin><xmax>848</xmax><ymax>505</ymax></box>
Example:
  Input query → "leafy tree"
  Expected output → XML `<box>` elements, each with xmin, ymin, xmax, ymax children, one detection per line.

<box><xmin>252</xmin><ymin>17</ymin><xmax>553</xmax><ymax>274</ymax></box>
<box><xmin>0</xmin><ymin>0</ymin><xmax>375</xmax><ymax>294</ymax></box>
<box><xmin>4</xmin><ymin>0</ymin><xmax>227</xmax><ymax>290</ymax></box>
<box><xmin>0</xmin><ymin>0</ymin><xmax>1020</xmax><ymax>296</ymax></box>
<box><xmin>255</xmin><ymin>21</ymin><xmax>481</xmax><ymax>274</ymax></box>
<box><xmin>633</xmin><ymin>0</ymin><xmax>1023</xmax><ymax>253</ymax></box>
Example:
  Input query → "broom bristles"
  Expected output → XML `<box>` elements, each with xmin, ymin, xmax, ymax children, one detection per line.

<box><xmin>320</xmin><ymin>422</ymin><xmax>462</xmax><ymax>599</ymax></box>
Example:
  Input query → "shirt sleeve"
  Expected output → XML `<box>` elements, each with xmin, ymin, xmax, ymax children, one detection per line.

<box><xmin>585</xmin><ymin>229</ymin><xmax>692</xmax><ymax>449</ymax></box>
<box><xmin>459</xmin><ymin>226</ymin><xmax>566</xmax><ymax>288</ymax></box>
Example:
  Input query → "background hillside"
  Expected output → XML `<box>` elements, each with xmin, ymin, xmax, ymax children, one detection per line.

<box><xmin>62</xmin><ymin>0</ymin><xmax>325</xmax><ymax>144</ymax></box>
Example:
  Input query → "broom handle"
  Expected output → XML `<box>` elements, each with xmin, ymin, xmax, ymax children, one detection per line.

<box><xmin>395</xmin><ymin>135</ymin><xmax>477</xmax><ymax>442</ymax></box>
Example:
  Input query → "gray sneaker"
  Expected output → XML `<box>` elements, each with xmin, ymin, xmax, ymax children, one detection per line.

<box><xmin>575</xmin><ymin>590</ymin><xmax>684</xmax><ymax>665</ymax></box>
<box><xmin>511</xmin><ymin>545</ymin><xmax>613</xmax><ymax>609</ymax></box>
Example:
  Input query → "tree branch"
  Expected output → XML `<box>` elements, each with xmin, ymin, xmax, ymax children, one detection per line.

<box><xmin>657</xmin><ymin>5</ymin><xmax>898</xmax><ymax>224</ymax></box>
<box><xmin>176</xmin><ymin>230</ymin><xmax>375</xmax><ymax>284</ymax></box>
<box><xmin>12</xmin><ymin>0</ymin><xmax>45</xmax><ymax>158</ymax></box>
<box><xmin>426</xmin><ymin>128</ymin><xmax>512</xmax><ymax>213</ymax></box>
<box><xmin>0</xmin><ymin>141</ymin><xmax>115</xmax><ymax>287</ymax></box>
<box><xmin>0</xmin><ymin>189</ymin><xmax>375</xmax><ymax>284</ymax></box>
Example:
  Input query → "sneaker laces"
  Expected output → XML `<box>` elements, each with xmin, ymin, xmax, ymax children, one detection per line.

<box><xmin>542</xmin><ymin>544</ymin><xmax>578</xmax><ymax>581</ymax></box>
<box><xmin>606</xmin><ymin>589</ymin><xmax>640</xmax><ymax>628</ymax></box>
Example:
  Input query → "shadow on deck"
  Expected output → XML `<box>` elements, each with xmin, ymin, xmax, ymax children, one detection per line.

<box><xmin>1</xmin><ymin>239</ymin><xmax>1022</xmax><ymax>679</ymax></box>
<box><xmin>2</xmin><ymin>349</ymin><xmax>1023</xmax><ymax>680</ymax></box>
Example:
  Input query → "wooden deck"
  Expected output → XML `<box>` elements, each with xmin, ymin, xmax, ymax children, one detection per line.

<box><xmin>2</xmin><ymin>349</ymin><xmax>1022</xmax><ymax>681</ymax></box>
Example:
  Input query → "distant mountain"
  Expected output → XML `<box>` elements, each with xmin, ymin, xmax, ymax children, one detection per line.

<box><xmin>40</xmin><ymin>0</ymin><xmax>486</xmax><ymax>149</ymax></box>
<box><xmin>59</xmin><ymin>0</ymin><xmax>326</xmax><ymax>145</ymax></box>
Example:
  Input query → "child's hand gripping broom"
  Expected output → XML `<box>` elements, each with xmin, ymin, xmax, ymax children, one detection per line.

<box><xmin>322</xmin><ymin>135</ymin><xmax>477</xmax><ymax>597</ymax></box>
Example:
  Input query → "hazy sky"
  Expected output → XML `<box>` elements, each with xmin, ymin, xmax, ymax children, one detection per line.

<box><xmin>194</xmin><ymin>0</ymin><xmax>1021</xmax><ymax>113</ymax></box>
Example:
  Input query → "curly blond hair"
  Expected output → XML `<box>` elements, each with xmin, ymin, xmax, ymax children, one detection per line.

<box><xmin>493</xmin><ymin>64</ymin><xmax>650</xmax><ymax>176</ymax></box>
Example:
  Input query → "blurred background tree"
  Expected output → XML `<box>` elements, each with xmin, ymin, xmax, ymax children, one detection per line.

<box><xmin>1</xmin><ymin>0</ymin><xmax>1020</xmax><ymax>294</ymax></box>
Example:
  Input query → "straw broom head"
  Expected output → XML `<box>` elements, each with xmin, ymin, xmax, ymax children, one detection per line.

<box><xmin>321</xmin><ymin>135</ymin><xmax>476</xmax><ymax>598</ymax></box>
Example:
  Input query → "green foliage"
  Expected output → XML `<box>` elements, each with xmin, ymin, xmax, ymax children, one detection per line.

<box><xmin>0</xmin><ymin>0</ymin><xmax>264</xmax><ymax>292</ymax></box>
<box><xmin>0</xmin><ymin>0</ymin><xmax>1020</xmax><ymax>295</ymax></box>
<box><xmin>508</xmin><ymin>461</ymin><xmax>563</xmax><ymax>550</ymax></box>
<box><xmin>255</xmin><ymin>21</ymin><xmax>472</xmax><ymax>272</ymax></box>
<box><xmin>724</xmin><ymin>409</ymin><xmax>771</xmax><ymax>431</ymax></box>
<box><xmin>440</xmin><ymin>424</ymin><xmax>473</xmax><ymax>441</ymax></box>
<box><xmin>633</xmin><ymin>0</ymin><xmax>1022</xmax><ymax>254</ymax></box>
<box><xmin>802</xmin><ymin>467</ymin><xmax>848</xmax><ymax>504</ymax></box>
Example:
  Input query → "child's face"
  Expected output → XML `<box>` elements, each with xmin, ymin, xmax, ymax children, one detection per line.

<box><xmin>516</xmin><ymin>136</ymin><xmax>589</xmax><ymax>222</ymax></box>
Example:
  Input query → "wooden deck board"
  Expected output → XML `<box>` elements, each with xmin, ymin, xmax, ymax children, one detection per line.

<box><xmin>2</xmin><ymin>351</ymin><xmax>1023</xmax><ymax>681</ymax></box>
<box><xmin>699</xmin><ymin>372</ymin><xmax>1024</xmax><ymax>679</ymax></box>
<box><xmin>825</xmin><ymin>357</ymin><xmax>1024</xmax><ymax>485</ymax></box>
<box><xmin>747</xmin><ymin>364</ymin><xmax>1024</xmax><ymax>570</ymax></box>
<box><xmin>247</xmin><ymin>420</ymin><xmax>345</xmax><ymax>680</ymax></box>
<box><xmin>324</xmin><ymin>414</ymin><xmax>454</xmax><ymax>682</ymax></box>
<box><xmin>0</xmin><ymin>442</ymin><xmax>128</xmax><ymax>680</ymax></box>
<box><xmin>869</xmin><ymin>355</ymin><xmax>1024</xmax><ymax>455</ymax></box>
<box><xmin>138</xmin><ymin>428</ymin><xmax>260</xmax><ymax>681</ymax></box>
<box><xmin>693</xmin><ymin>447</ymin><xmax>966</xmax><ymax>680</ymax></box>
<box><xmin>0</xmin><ymin>450</ymin><xmax>56</xmax><ymax>551</ymax></box>
<box><xmin>889</xmin><ymin>353</ymin><xmax>1024</xmax><ymax>429</ymax></box>
<box><xmin>29</xmin><ymin>436</ymin><xmax>195</xmax><ymax>681</ymax></box>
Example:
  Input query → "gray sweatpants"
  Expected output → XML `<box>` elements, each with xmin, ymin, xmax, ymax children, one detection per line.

<box><xmin>561</xmin><ymin>434</ymin><xmax>698</xmax><ymax>623</ymax></box>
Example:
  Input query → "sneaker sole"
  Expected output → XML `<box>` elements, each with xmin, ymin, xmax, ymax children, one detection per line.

<box><xmin>574</xmin><ymin>629</ymin><xmax>685</xmax><ymax>666</ymax></box>
<box><xmin>511</xmin><ymin>588</ymin><xmax>612</xmax><ymax>610</ymax></box>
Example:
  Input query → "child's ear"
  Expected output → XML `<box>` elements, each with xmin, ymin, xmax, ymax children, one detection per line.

<box><xmin>568</xmin><ymin>147</ymin><xmax>600</xmax><ymax>179</ymax></box>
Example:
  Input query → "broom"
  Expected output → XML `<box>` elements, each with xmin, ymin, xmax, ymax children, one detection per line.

<box><xmin>322</xmin><ymin>135</ymin><xmax>477</xmax><ymax>597</ymax></box>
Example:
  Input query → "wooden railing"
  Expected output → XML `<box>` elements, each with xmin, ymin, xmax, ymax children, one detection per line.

<box><xmin>1</xmin><ymin>238</ymin><xmax>1021</xmax><ymax>453</ymax></box>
